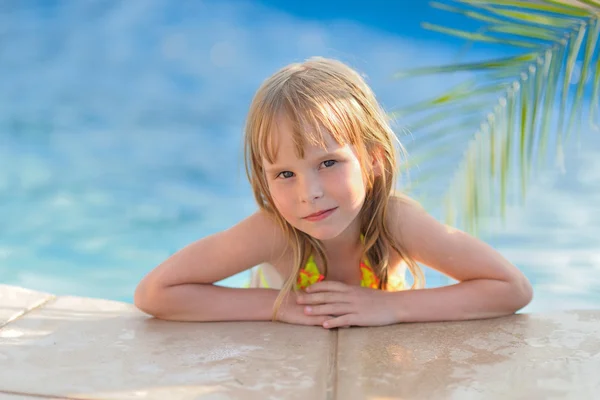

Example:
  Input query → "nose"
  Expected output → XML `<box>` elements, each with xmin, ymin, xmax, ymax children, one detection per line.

<box><xmin>298</xmin><ymin>174</ymin><xmax>323</xmax><ymax>204</ymax></box>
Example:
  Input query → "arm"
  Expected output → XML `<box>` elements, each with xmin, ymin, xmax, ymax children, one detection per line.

<box><xmin>387</xmin><ymin>196</ymin><xmax>533</xmax><ymax>322</ymax></box>
<box><xmin>139</xmin><ymin>284</ymin><xmax>281</xmax><ymax>322</ymax></box>
<box><xmin>134</xmin><ymin>211</ymin><xmax>287</xmax><ymax>322</ymax></box>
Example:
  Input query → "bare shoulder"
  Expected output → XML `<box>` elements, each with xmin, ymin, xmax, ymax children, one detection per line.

<box><xmin>386</xmin><ymin>193</ymin><xmax>431</xmax><ymax>258</ymax></box>
<box><xmin>206</xmin><ymin>209</ymin><xmax>292</xmax><ymax>275</ymax></box>
<box><xmin>138</xmin><ymin>209</ymin><xmax>290</xmax><ymax>289</ymax></box>
<box><xmin>221</xmin><ymin>210</ymin><xmax>289</xmax><ymax>261</ymax></box>
<box><xmin>386</xmin><ymin>193</ymin><xmax>527</xmax><ymax>284</ymax></box>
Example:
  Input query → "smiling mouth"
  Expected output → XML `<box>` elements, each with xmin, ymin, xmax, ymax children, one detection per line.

<box><xmin>303</xmin><ymin>207</ymin><xmax>337</xmax><ymax>221</ymax></box>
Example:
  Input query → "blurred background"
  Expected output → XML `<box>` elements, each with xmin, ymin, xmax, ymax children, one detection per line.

<box><xmin>1</xmin><ymin>0</ymin><xmax>599</xmax><ymax>314</ymax></box>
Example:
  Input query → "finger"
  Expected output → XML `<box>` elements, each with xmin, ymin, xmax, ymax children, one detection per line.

<box><xmin>304</xmin><ymin>315</ymin><xmax>335</xmax><ymax>326</ymax></box>
<box><xmin>297</xmin><ymin>292</ymin><xmax>349</xmax><ymax>305</ymax></box>
<box><xmin>305</xmin><ymin>303</ymin><xmax>354</xmax><ymax>316</ymax></box>
<box><xmin>277</xmin><ymin>312</ymin><xmax>334</xmax><ymax>326</ymax></box>
<box><xmin>323</xmin><ymin>314</ymin><xmax>354</xmax><ymax>329</ymax></box>
<box><xmin>306</xmin><ymin>281</ymin><xmax>349</xmax><ymax>293</ymax></box>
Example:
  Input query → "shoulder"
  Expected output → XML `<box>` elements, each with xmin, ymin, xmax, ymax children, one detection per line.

<box><xmin>386</xmin><ymin>192</ymin><xmax>427</xmax><ymax>230</ymax></box>
<box><xmin>385</xmin><ymin>193</ymin><xmax>447</xmax><ymax>262</ymax></box>
<box><xmin>385</xmin><ymin>193</ymin><xmax>523</xmax><ymax>285</ymax></box>
<box><xmin>237</xmin><ymin>211</ymin><xmax>296</xmax><ymax>279</ymax></box>
<box><xmin>383</xmin><ymin>194</ymin><xmax>532</xmax><ymax>308</ymax></box>
<box><xmin>229</xmin><ymin>210</ymin><xmax>290</xmax><ymax>263</ymax></box>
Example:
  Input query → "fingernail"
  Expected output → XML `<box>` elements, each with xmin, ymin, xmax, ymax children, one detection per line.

<box><xmin>305</xmin><ymin>306</ymin><xmax>312</xmax><ymax>313</ymax></box>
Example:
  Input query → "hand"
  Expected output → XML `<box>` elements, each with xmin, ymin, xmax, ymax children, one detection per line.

<box><xmin>274</xmin><ymin>289</ymin><xmax>335</xmax><ymax>327</ymax></box>
<box><xmin>296</xmin><ymin>281</ymin><xmax>398</xmax><ymax>329</ymax></box>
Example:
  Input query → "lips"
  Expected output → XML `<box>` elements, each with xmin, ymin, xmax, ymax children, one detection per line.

<box><xmin>303</xmin><ymin>207</ymin><xmax>337</xmax><ymax>221</ymax></box>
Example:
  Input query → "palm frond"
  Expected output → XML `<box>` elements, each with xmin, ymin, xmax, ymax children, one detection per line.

<box><xmin>394</xmin><ymin>0</ymin><xmax>600</xmax><ymax>234</ymax></box>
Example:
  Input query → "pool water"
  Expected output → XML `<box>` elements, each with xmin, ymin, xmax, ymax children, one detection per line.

<box><xmin>1</xmin><ymin>0</ymin><xmax>599</xmax><ymax>314</ymax></box>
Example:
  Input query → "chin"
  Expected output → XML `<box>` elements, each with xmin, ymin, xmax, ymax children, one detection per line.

<box><xmin>305</xmin><ymin>231</ymin><xmax>338</xmax><ymax>241</ymax></box>
<box><xmin>298</xmin><ymin>224</ymin><xmax>346</xmax><ymax>241</ymax></box>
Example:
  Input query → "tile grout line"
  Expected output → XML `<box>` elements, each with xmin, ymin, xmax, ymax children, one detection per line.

<box><xmin>325</xmin><ymin>329</ymin><xmax>339</xmax><ymax>400</ymax></box>
<box><xmin>0</xmin><ymin>293</ymin><xmax>90</xmax><ymax>400</ymax></box>
<box><xmin>0</xmin><ymin>389</ymin><xmax>93</xmax><ymax>400</ymax></box>
<box><xmin>0</xmin><ymin>295</ymin><xmax>57</xmax><ymax>330</ymax></box>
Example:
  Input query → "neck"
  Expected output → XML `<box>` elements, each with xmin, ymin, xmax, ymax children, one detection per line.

<box><xmin>320</xmin><ymin>214</ymin><xmax>363</xmax><ymax>258</ymax></box>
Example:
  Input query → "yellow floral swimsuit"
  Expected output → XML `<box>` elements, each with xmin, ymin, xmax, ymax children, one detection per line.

<box><xmin>296</xmin><ymin>254</ymin><xmax>381</xmax><ymax>289</ymax></box>
<box><xmin>252</xmin><ymin>254</ymin><xmax>406</xmax><ymax>291</ymax></box>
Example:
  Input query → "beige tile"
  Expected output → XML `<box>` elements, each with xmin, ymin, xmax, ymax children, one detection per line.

<box><xmin>0</xmin><ymin>392</ymin><xmax>57</xmax><ymax>400</ymax></box>
<box><xmin>0</xmin><ymin>285</ymin><xmax>53</xmax><ymax>328</ymax></box>
<box><xmin>0</xmin><ymin>394</ymin><xmax>24</xmax><ymax>400</ymax></box>
<box><xmin>0</xmin><ymin>295</ymin><xmax>334</xmax><ymax>400</ymax></box>
<box><xmin>337</xmin><ymin>311</ymin><xmax>600</xmax><ymax>400</ymax></box>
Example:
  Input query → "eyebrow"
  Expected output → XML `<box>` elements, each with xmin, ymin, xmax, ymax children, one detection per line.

<box><xmin>264</xmin><ymin>150</ymin><xmax>343</xmax><ymax>172</ymax></box>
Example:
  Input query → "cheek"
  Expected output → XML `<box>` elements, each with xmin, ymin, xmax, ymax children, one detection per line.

<box><xmin>341</xmin><ymin>164</ymin><xmax>367</xmax><ymax>196</ymax></box>
<box><xmin>268</xmin><ymin>184</ymin><xmax>294</xmax><ymax>213</ymax></box>
<box><xmin>349</xmin><ymin>177</ymin><xmax>367</xmax><ymax>204</ymax></box>
<box><xmin>269</xmin><ymin>183</ymin><xmax>285</xmax><ymax>200</ymax></box>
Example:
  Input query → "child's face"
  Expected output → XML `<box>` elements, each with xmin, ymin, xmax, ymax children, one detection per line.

<box><xmin>263</xmin><ymin>115</ymin><xmax>367</xmax><ymax>241</ymax></box>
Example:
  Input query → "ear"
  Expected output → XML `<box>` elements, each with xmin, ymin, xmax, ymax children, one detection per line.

<box><xmin>369</xmin><ymin>146</ymin><xmax>385</xmax><ymax>177</ymax></box>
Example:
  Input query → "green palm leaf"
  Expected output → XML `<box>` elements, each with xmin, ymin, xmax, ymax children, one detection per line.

<box><xmin>394</xmin><ymin>0</ymin><xmax>600</xmax><ymax>234</ymax></box>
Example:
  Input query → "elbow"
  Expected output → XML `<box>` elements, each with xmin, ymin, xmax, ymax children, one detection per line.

<box><xmin>506</xmin><ymin>275</ymin><xmax>534</xmax><ymax>313</ymax></box>
<box><xmin>134</xmin><ymin>280</ymin><xmax>213</xmax><ymax>321</ymax></box>
<box><xmin>134</xmin><ymin>280</ymin><xmax>169</xmax><ymax>319</ymax></box>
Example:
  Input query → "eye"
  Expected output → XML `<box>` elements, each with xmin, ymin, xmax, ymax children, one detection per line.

<box><xmin>322</xmin><ymin>160</ymin><xmax>337</xmax><ymax>168</ymax></box>
<box><xmin>277</xmin><ymin>171</ymin><xmax>294</xmax><ymax>179</ymax></box>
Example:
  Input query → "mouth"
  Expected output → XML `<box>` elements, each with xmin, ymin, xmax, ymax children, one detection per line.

<box><xmin>303</xmin><ymin>207</ymin><xmax>338</xmax><ymax>221</ymax></box>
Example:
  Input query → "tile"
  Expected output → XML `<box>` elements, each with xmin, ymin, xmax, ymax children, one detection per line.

<box><xmin>0</xmin><ymin>394</ymin><xmax>27</xmax><ymax>400</ymax></box>
<box><xmin>0</xmin><ymin>285</ymin><xmax>53</xmax><ymax>328</ymax></box>
<box><xmin>0</xmin><ymin>391</ymin><xmax>60</xmax><ymax>400</ymax></box>
<box><xmin>0</xmin><ymin>295</ymin><xmax>334</xmax><ymax>400</ymax></box>
<box><xmin>337</xmin><ymin>310</ymin><xmax>600</xmax><ymax>399</ymax></box>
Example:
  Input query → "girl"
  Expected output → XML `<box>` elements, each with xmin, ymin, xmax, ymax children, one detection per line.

<box><xmin>134</xmin><ymin>57</ymin><xmax>533</xmax><ymax>329</ymax></box>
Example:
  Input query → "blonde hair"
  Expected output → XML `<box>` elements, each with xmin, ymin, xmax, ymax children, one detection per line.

<box><xmin>243</xmin><ymin>57</ymin><xmax>425</xmax><ymax>320</ymax></box>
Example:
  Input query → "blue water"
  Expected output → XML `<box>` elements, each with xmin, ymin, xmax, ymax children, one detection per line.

<box><xmin>1</xmin><ymin>1</ymin><xmax>599</xmax><ymax>313</ymax></box>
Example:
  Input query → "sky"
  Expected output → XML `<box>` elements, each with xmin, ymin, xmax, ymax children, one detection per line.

<box><xmin>0</xmin><ymin>0</ymin><xmax>599</xmax><ymax>313</ymax></box>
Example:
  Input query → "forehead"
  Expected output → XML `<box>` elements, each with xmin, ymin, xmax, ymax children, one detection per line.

<box><xmin>263</xmin><ymin>114</ymin><xmax>343</xmax><ymax>164</ymax></box>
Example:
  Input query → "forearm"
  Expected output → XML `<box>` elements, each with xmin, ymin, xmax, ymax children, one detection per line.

<box><xmin>136</xmin><ymin>283</ymin><xmax>280</xmax><ymax>322</ymax></box>
<box><xmin>390</xmin><ymin>279</ymin><xmax>532</xmax><ymax>323</ymax></box>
